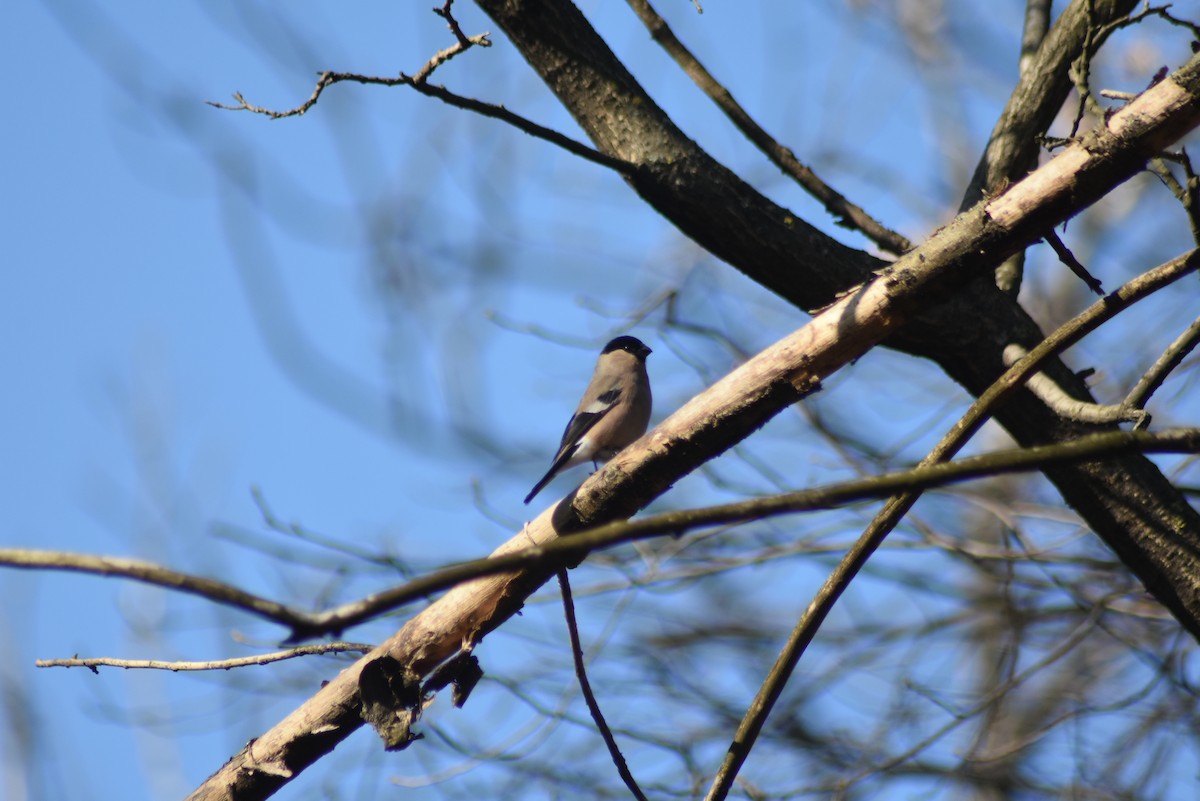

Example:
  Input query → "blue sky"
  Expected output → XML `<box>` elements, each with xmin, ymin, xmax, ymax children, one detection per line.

<box><xmin>5</xmin><ymin>2</ymin><xmax>1200</xmax><ymax>800</ymax></box>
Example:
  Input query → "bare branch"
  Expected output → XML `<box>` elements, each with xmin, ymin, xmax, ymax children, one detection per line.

<box><xmin>209</xmin><ymin>69</ymin><xmax>628</xmax><ymax>173</ymax></box>
<box><xmin>1043</xmin><ymin>228</ymin><xmax>1104</xmax><ymax>294</ymax></box>
<box><xmin>416</xmin><ymin>0</ymin><xmax>491</xmax><ymax>84</ymax></box>
<box><xmin>1149</xmin><ymin>148</ymin><xmax>1200</xmax><ymax>243</ymax></box>
<box><xmin>207</xmin><ymin>2</ymin><xmax>490</xmax><ymax>117</ymax></box>
<box><xmin>0</xmin><ymin>549</ymin><xmax>319</xmax><ymax>633</ymax></box>
<box><xmin>624</xmin><ymin>0</ymin><xmax>912</xmax><ymax>256</ymax></box>
<box><xmin>206</xmin><ymin>3</ymin><xmax>628</xmax><ymax>173</ymax></box>
<box><xmin>432</xmin><ymin>0</ymin><xmax>476</xmax><ymax>49</ymax></box>
<box><xmin>1125</xmin><ymin>315</ymin><xmax>1200</xmax><ymax>412</ymax></box>
<box><xmin>557</xmin><ymin>571</ymin><xmax>647</xmax><ymax>801</ymax></box>
<box><xmin>35</xmin><ymin>643</ymin><xmax>372</xmax><ymax>673</ymax></box>
<box><xmin>1099</xmin><ymin>3</ymin><xmax>1200</xmax><ymax>43</ymax></box>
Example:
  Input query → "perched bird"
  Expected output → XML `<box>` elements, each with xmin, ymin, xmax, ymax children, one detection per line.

<box><xmin>524</xmin><ymin>336</ymin><xmax>653</xmax><ymax>504</ymax></box>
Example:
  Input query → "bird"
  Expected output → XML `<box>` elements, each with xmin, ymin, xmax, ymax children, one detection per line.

<box><xmin>524</xmin><ymin>335</ymin><xmax>653</xmax><ymax>504</ymax></box>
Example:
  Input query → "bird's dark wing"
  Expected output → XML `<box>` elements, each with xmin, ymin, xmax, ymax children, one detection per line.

<box><xmin>554</xmin><ymin>386</ymin><xmax>621</xmax><ymax>450</ymax></box>
<box><xmin>524</xmin><ymin>387</ymin><xmax>621</xmax><ymax>504</ymax></box>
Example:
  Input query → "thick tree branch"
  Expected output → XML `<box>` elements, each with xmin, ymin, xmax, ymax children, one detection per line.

<box><xmin>186</xmin><ymin>69</ymin><xmax>1200</xmax><ymax>793</ymax></box>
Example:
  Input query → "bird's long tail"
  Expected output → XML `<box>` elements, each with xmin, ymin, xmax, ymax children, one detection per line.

<box><xmin>523</xmin><ymin>468</ymin><xmax>558</xmax><ymax>505</ymax></box>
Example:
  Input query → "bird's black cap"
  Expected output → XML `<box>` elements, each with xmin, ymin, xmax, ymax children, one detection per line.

<box><xmin>602</xmin><ymin>336</ymin><xmax>651</xmax><ymax>360</ymax></box>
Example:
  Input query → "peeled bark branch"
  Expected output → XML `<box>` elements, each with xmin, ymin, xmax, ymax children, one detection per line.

<box><xmin>186</xmin><ymin>55</ymin><xmax>1200</xmax><ymax>797</ymax></box>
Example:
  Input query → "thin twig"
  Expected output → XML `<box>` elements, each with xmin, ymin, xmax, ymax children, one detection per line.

<box><xmin>36</xmin><ymin>642</ymin><xmax>373</xmax><ymax>673</ymax></box>
<box><xmin>1125</xmin><ymin>315</ymin><xmax>1200</xmax><ymax>412</ymax></box>
<box><xmin>433</xmin><ymin>0</ymin><xmax>473</xmax><ymax>48</ymax></box>
<box><xmin>1100</xmin><ymin>3</ymin><xmax>1200</xmax><ymax>44</ymax></box>
<box><xmin>405</xmin><ymin>80</ymin><xmax>631</xmax><ymax>172</ymax></box>
<box><xmin>1180</xmin><ymin>149</ymin><xmax>1200</xmax><ymax>245</ymax></box>
<box><xmin>624</xmin><ymin>0</ymin><xmax>911</xmax><ymax>256</ymax></box>
<box><xmin>247</xmin><ymin>485</ymin><xmax>419</xmax><ymax>576</ymax></box>
<box><xmin>207</xmin><ymin>11</ymin><xmax>488</xmax><ymax>118</ymax></box>
<box><xmin>0</xmin><ymin>549</ymin><xmax>320</xmax><ymax>632</ymax></box>
<box><xmin>558</xmin><ymin>570</ymin><xmax>648</xmax><ymax>801</ymax></box>
<box><xmin>1068</xmin><ymin>1</ymin><xmax>1100</xmax><ymax>138</ymax></box>
<box><xmin>415</xmin><ymin>1</ymin><xmax>490</xmax><ymax>84</ymax></box>
<box><xmin>207</xmin><ymin>3</ymin><xmax>630</xmax><ymax>174</ymax></box>
<box><xmin>1044</xmin><ymin>227</ymin><xmax>1104</xmax><ymax>294</ymax></box>
<box><xmin>1072</xmin><ymin>4</ymin><xmax>1198</xmax><ymax>135</ymax></box>
<box><xmin>1151</xmin><ymin>148</ymin><xmax>1200</xmax><ymax>244</ymax></box>
<box><xmin>209</xmin><ymin>70</ymin><xmax>629</xmax><ymax>174</ymax></box>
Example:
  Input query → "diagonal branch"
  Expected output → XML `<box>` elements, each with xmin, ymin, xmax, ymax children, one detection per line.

<box><xmin>1125</xmin><ymin>314</ymin><xmax>1200</xmax><ymax>411</ymax></box>
<box><xmin>185</xmin><ymin>60</ymin><xmax>1200</xmax><ymax>796</ymax></box>
<box><xmin>624</xmin><ymin>0</ymin><xmax>913</xmax><ymax>255</ymax></box>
